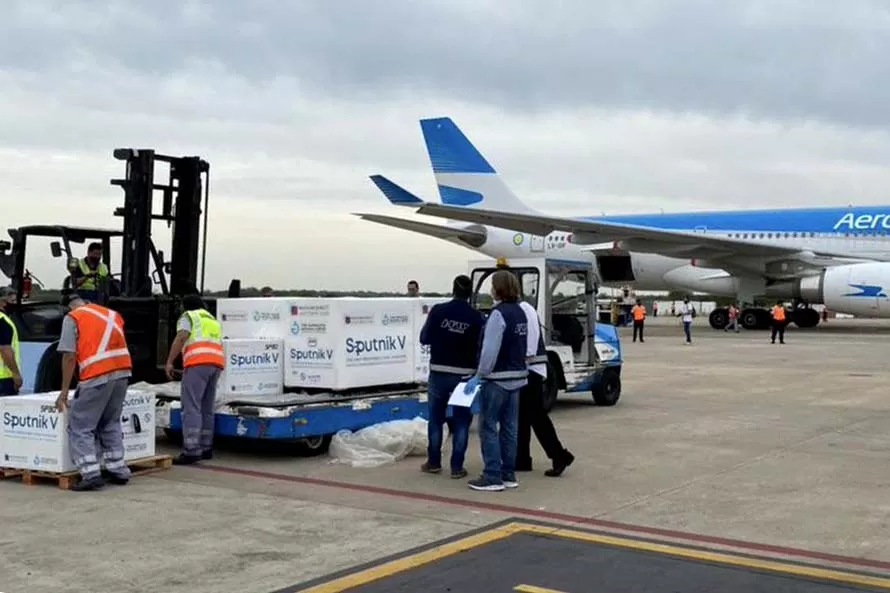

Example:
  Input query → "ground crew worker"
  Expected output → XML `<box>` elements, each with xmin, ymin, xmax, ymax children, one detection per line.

<box><xmin>725</xmin><ymin>303</ymin><xmax>740</xmax><ymax>332</ymax></box>
<box><xmin>771</xmin><ymin>301</ymin><xmax>787</xmax><ymax>344</ymax></box>
<box><xmin>678</xmin><ymin>297</ymin><xmax>694</xmax><ymax>344</ymax></box>
<box><xmin>631</xmin><ymin>299</ymin><xmax>646</xmax><ymax>342</ymax></box>
<box><xmin>165</xmin><ymin>294</ymin><xmax>225</xmax><ymax>465</ymax></box>
<box><xmin>465</xmin><ymin>270</ymin><xmax>529</xmax><ymax>492</ymax></box>
<box><xmin>0</xmin><ymin>286</ymin><xmax>22</xmax><ymax>396</ymax></box>
<box><xmin>516</xmin><ymin>297</ymin><xmax>575</xmax><ymax>477</ymax></box>
<box><xmin>418</xmin><ymin>275</ymin><xmax>485</xmax><ymax>479</ymax></box>
<box><xmin>55</xmin><ymin>293</ymin><xmax>133</xmax><ymax>491</ymax></box>
<box><xmin>70</xmin><ymin>242</ymin><xmax>109</xmax><ymax>303</ymax></box>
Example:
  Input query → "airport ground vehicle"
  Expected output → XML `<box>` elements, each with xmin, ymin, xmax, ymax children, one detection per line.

<box><xmin>0</xmin><ymin>149</ymin><xmax>227</xmax><ymax>392</ymax></box>
<box><xmin>467</xmin><ymin>256</ymin><xmax>623</xmax><ymax>413</ymax></box>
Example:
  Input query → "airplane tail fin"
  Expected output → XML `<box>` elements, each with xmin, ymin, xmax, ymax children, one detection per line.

<box><xmin>369</xmin><ymin>174</ymin><xmax>425</xmax><ymax>207</ymax></box>
<box><xmin>419</xmin><ymin>117</ymin><xmax>538</xmax><ymax>215</ymax></box>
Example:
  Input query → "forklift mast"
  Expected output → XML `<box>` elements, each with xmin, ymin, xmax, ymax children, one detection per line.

<box><xmin>110</xmin><ymin>149</ymin><xmax>210</xmax><ymax>297</ymax></box>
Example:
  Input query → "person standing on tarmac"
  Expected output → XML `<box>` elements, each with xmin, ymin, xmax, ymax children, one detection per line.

<box><xmin>0</xmin><ymin>286</ymin><xmax>22</xmax><ymax>396</ymax></box>
<box><xmin>0</xmin><ymin>286</ymin><xmax>22</xmax><ymax>397</ymax></box>
<box><xmin>770</xmin><ymin>301</ymin><xmax>787</xmax><ymax>344</ymax></box>
<box><xmin>55</xmin><ymin>293</ymin><xmax>133</xmax><ymax>491</ymax></box>
<box><xmin>165</xmin><ymin>294</ymin><xmax>226</xmax><ymax>465</ymax></box>
<box><xmin>678</xmin><ymin>297</ymin><xmax>694</xmax><ymax>344</ymax></box>
<box><xmin>418</xmin><ymin>275</ymin><xmax>485</xmax><ymax>479</ymax></box>
<box><xmin>516</xmin><ymin>297</ymin><xmax>575</xmax><ymax>477</ymax></box>
<box><xmin>631</xmin><ymin>299</ymin><xmax>646</xmax><ymax>343</ymax></box>
<box><xmin>465</xmin><ymin>270</ymin><xmax>529</xmax><ymax>492</ymax></box>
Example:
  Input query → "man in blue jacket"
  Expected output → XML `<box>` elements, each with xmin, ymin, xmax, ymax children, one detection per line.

<box><xmin>465</xmin><ymin>270</ymin><xmax>529</xmax><ymax>492</ymax></box>
<box><xmin>419</xmin><ymin>275</ymin><xmax>486</xmax><ymax>479</ymax></box>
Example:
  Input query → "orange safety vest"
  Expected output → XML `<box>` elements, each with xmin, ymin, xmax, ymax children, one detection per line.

<box><xmin>181</xmin><ymin>309</ymin><xmax>225</xmax><ymax>369</ymax></box>
<box><xmin>69</xmin><ymin>304</ymin><xmax>132</xmax><ymax>381</ymax></box>
<box><xmin>632</xmin><ymin>305</ymin><xmax>646</xmax><ymax>321</ymax></box>
<box><xmin>772</xmin><ymin>306</ymin><xmax>786</xmax><ymax>321</ymax></box>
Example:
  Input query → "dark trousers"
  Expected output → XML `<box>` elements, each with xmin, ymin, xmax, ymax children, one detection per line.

<box><xmin>0</xmin><ymin>378</ymin><xmax>18</xmax><ymax>396</ymax></box>
<box><xmin>516</xmin><ymin>372</ymin><xmax>566</xmax><ymax>470</ymax></box>
<box><xmin>771</xmin><ymin>321</ymin><xmax>785</xmax><ymax>343</ymax></box>
<box><xmin>633</xmin><ymin>320</ymin><xmax>644</xmax><ymax>342</ymax></box>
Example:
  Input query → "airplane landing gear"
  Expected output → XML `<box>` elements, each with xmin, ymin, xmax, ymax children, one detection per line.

<box><xmin>709</xmin><ymin>307</ymin><xmax>729</xmax><ymax>330</ymax></box>
<box><xmin>740</xmin><ymin>307</ymin><xmax>771</xmax><ymax>330</ymax></box>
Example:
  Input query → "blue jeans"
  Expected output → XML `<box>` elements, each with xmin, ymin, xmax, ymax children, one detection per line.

<box><xmin>683</xmin><ymin>321</ymin><xmax>692</xmax><ymax>342</ymax></box>
<box><xmin>478</xmin><ymin>381</ymin><xmax>520</xmax><ymax>483</ymax></box>
<box><xmin>426</xmin><ymin>372</ymin><xmax>471</xmax><ymax>472</ymax></box>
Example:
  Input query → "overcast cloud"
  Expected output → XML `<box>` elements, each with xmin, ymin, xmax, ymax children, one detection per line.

<box><xmin>4</xmin><ymin>0</ymin><xmax>890</xmax><ymax>293</ymax></box>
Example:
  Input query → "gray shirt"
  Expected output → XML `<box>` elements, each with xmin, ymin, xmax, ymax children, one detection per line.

<box><xmin>58</xmin><ymin>314</ymin><xmax>132</xmax><ymax>389</ymax></box>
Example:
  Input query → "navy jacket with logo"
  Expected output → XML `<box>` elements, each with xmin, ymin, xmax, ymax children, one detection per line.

<box><xmin>419</xmin><ymin>298</ymin><xmax>486</xmax><ymax>376</ymax></box>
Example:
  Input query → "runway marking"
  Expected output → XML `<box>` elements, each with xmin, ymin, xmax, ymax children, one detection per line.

<box><xmin>196</xmin><ymin>463</ymin><xmax>890</xmax><ymax>572</ymax></box>
<box><xmin>287</xmin><ymin>521</ymin><xmax>890</xmax><ymax>592</ymax></box>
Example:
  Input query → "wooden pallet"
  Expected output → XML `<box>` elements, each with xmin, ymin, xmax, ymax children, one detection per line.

<box><xmin>0</xmin><ymin>454</ymin><xmax>172</xmax><ymax>490</ymax></box>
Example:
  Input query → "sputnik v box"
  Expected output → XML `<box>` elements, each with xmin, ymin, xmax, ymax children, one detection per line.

<box><xmin>0</xmin><ymin>390</ymin><xmax>157</xmax><ymax>473</ymax></box>
<box><xmin>216</xmin><ymin>297</ymin><xmax>290</xmax><ymax>339</ymax></box>
<box><xmin>217</xmin><ymin>338</ymin><xmax>284</xmax><ymax>400</ymax></box>
<box><xmin>283</xmin><ymin>298</ymin><xmax>416</xmax><ymax>390</ymax></box>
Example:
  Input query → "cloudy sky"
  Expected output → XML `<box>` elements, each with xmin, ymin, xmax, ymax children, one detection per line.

<box><xmin>4</xmin><ymin>0</ymin><xmax>890</xmax><ymax>293</ymax></box>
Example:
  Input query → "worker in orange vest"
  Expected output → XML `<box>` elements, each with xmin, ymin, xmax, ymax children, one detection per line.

<box><xmin>55</xmin><ymin>293</ymin><xmax>134</xmax><ymax>491</ymax></box>
<box><xmin>631</xmin><ymin>299</ymin><xmax>647</xmax><ymax>342</ymax></box>
<box><xmin>165</xmin><ymin>294</ymin><xmax>226</xmax><ymax>465</ymax></box>
<box><xmin>770</xmin><ymin>301</ymin><xmax>787</xmax><ymax>344</ymax></box>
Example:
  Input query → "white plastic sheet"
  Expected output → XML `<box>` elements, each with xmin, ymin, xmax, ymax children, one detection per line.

<box><xmin>328</xmin><ymin>417</ymin><xmax>428</xmax><ymax>468</ymax></box>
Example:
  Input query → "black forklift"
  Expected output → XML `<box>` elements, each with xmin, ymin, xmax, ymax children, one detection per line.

<box><xmin>0</xmin><ymin>149</ymin><xmax>238</xmax><ymax>392</ymax></box>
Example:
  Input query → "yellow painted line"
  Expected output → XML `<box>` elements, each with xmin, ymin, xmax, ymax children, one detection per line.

<box><xmin>515</xmin><ymin>585</ymin><xmax>571</xmax><ymax>593</ymax></box>
<box><xmin>294</xmin><ymin>523</ymin><xmax>525</xmax><ymax>593</ymax></box>
<box><xmin>294</xmin><ymin>520</ymin><xmax>890</xmax><ymax>592</ymax></box>
<box><xmin>515</xmin><ymin>522</ymin><xmax>890</xmax><ymax>590</ymax></box>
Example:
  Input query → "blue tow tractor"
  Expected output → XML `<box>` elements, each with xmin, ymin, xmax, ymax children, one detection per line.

<box><xmin>156</xmin><ymin>256</ymin><xmax>623</xmax><ymax>452</ymax></box>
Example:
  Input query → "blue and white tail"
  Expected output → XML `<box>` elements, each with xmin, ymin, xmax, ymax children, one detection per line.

<box><xmin>419</xmin><ymin>117</ymin><xmax>538</xmax><ymax>215</ymax></box>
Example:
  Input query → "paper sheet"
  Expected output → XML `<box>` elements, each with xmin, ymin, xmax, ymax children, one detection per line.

<box><xmin>447</xmin><ymin>381</ymin><xmax>480</xmax><ymax>408</ymax></box>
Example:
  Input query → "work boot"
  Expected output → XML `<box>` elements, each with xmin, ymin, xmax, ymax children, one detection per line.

<box><xmin>101</xmin><ymin>469</ymin><xmax>130</xmax><ymax>485</ymax></box>
<box><xmin>172</xmin><ymin>453</ymin><xmax>202</xmax><ymax>466</ymax></box>
<box><xmin>70</xmin><ymin>475</ymin><xmax>105</xmax><ymax>491</ymax></box>
<box><xmin>545</xmin><ymin>450</ymin><xmax>575</xmax><ymax>477</ymax></box>
<box><xmin>450</xmin><ymin>468</ymin><xmax>468</xmax><ymax>479</ymax></box>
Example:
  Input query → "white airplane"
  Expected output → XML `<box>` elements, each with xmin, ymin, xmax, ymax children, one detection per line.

<box><xmin>355</xmin><ymin>117</ymin><xmax>890</xmax><ymax>330</ymax></box>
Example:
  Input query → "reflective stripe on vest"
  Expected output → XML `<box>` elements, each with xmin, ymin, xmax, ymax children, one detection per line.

<box><xmin>486</xmin><ymin>369</ymin><xmax>529</xmax><ymax>380</ymax></box>
<box><xmin>0</xmin><ymin>311</ymin><xmax>20</xmax><ymax>380</ymax></box>
<box><xmin>182</xmin><ymin>309</ymin><xmax>225</xmax><ymax>368</ymax></box>
<box><xmin>527</xmin><ymin>324</ymin><xmax>548</xmax><ymax>364</ymax></box>
<box><xmin>69</xmin><ymin>304</ymin><xmax>132</xmax><ymax>381</ymax></box>
<box><xmin>78</xmin><ymin>259</ymin><xmax>109</xmax><ymax>291</ymax></box>
<box><xmin>429</xmin><ymin>363</ymin><xmax>476</xmax><ymax>375</ymax></box>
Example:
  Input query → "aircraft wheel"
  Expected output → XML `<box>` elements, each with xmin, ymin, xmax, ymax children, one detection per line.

<box><xmin>709</xmin><ymin>308</ymin><xmax>729</xmax><ymax>330</ymax></box>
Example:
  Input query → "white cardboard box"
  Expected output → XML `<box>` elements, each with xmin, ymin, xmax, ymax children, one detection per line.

<box><xmin>0</xmin><ymin>390</ymin><xmax>157</xmax><ymax>473</ymax></box>
<box><xmin>216</xmin><ymin>297</ymin><xmax>291</xmax><ymax>339</ymax></box>
<box><xmin>284</xmin><ymin>297</ymin><xmax>416</xmax><ymax>390</ymax></box>
<box><xmin>217</xmin><ymin>339</ymin><xmax>284</xmax><ymax>400</ymax></box>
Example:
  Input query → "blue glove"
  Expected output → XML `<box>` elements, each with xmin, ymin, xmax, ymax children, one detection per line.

<box><xmin>464</xmin><ymin>376</ymin><xmax>481</xmax><ymax>394</ymax></box>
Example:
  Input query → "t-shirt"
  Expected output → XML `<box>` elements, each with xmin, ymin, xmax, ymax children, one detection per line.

<box><xmin>177</xmin><ymin>313</ymin><xmax>192</xmax><ymax>333</ymax></box>
<box><xmin>0</xmin><ymin>315</ymin><xmax>12</xmax><ymax>348</ymax></box>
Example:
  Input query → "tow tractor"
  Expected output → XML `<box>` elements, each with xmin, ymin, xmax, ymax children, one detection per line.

<box><xmin>468</xmin><ymin>257</ymin><xmax>623</xmax><ymax>412</ymax></box>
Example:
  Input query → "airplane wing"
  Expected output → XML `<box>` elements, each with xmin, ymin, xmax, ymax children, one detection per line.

<box><xmin>353</xmin><ymin>212</ymin><xmax>487</xmax><ymax>248</ymax></box>
<box><xmin>412</xmin><ymin>202</ymin><xmax>880</xmax><ymax>264</ymax></box>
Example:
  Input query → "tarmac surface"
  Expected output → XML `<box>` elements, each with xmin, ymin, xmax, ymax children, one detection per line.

<box><xmin>3</xmin><ymin>316</ymin><xmax>890</xmax><ymax>593</ymax></box>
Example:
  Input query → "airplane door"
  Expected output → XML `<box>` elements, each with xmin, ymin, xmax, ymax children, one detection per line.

<box><xmin>530</xmin><ymin>235</ymin><xmax>545</xmax><ymax>253</ymax></box>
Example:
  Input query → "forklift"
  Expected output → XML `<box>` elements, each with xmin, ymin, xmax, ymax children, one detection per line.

<box><xmin>0</xmin><ymin>149</ymin><xmax>238</xmax><ymax>393</ymax></box>
<box><xmin>467</xmin><ymin>256</ymin><xmax>623</xmax><ymax>413</ymax></box>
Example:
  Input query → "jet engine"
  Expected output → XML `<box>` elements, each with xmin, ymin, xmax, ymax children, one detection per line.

<box><xmin>777</xmin><ymin>262</ymin><xmax>890</xmax><ymax>317</ymax></box>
